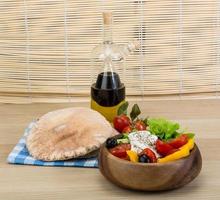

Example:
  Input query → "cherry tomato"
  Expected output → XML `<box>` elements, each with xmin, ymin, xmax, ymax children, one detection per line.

<box><xmin>109</xmin><ymin>148</ymin><xmax>126</xmax><ymax>158</ymax></box>
<box><xmin>156</xmin><ymin>139</ymin><xmax>177</xmax><ymax>157</ymax></box>
<box><xmin>134</xmin><ymin>120</ymin><xmax>146</xmax><ymax>131</ymax></box>
<box><xmin>120</xmin><ymin>155</ymin><xmax>130</xmax><ymax>161</ymax></box>
<box><xmin>122</xmin><ymin>125</ymin><xmax>132</xmax><ymax>133</ymax></box>
<box><xmin>109</xmin><ymin>144</ymin><xmax>131</xmax><ymax>158</ymax></box>
<box><xmin>140</xmin><ymin>148</ymin><xmax>157</xmax><ymax>163</ymax></box>
<box><xmin>168</xmin><ymin>134</ymin><xmax>188</xmax><ymax>148</ymax></box>
<box><xmin>113</xmin><ymin>114</ymin><xmax>131</xmax><ymax>133</ymax></box>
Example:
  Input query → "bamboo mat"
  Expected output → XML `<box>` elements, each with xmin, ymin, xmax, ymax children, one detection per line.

<box><xmin>0</xmin><ymin>0</ymin><xmax>220</xmax><ymax>103</ymax></box>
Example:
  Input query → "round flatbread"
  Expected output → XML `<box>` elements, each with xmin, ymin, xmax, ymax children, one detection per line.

<box><xmin>26</xmin><ymin>107</ymin><xmax>116</xmax><ymax>161</ymax></box>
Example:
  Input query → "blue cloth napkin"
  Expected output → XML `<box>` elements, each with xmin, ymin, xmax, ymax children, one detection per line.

<box><xmin>7</xmin><ymin>121</ymin><xmax>98</xmax><ymax>168</ymax></box>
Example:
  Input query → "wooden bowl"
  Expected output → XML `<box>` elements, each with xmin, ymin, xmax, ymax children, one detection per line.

<box><xmin>99</xmin><ymin>143</ymin><xmax>202</xmax><ymax>191</ymax></box>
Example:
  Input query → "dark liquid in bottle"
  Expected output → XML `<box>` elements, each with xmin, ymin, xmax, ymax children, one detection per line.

<box><xmin>91</xmin><ymin>71</ymin><xmax>125</xmax><ymax>107</ymax></box>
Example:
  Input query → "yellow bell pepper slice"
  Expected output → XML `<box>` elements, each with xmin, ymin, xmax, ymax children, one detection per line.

<box><xmin>126</xmin><ymin>150</ymin><xmax>138</xmax><ymax>162</ymax></box>
<box><xmin>187</xmin><ymin>138</ymin><xmax>195</xmax><ymax>150</ymax></box>
<box><xmin>158</xmin><ymin>138</ymin><xmax>195</xmax><ymax>163</ymax></box>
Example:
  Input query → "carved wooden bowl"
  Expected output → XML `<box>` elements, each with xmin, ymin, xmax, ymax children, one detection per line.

<box><xmin>99</xmin><ymin>143</ymin><xmax>202</xmax><ymax>191</ymax></box>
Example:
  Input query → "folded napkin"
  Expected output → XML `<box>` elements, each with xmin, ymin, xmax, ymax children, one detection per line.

<box><xmin>7</xmin><ymin>121</ymin><xmax>98</xmax><ymax>168</ymax></box>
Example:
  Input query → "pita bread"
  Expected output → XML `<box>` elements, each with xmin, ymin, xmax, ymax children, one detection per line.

<box><xmin>26</xmin><ymin>107</ymin><xmax>116</xmax><ymax>161</ymax></box>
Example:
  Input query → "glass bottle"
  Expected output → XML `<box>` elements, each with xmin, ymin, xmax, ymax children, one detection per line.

<box><xmin>90</xmin><ymin>12</ymin><xmax>138</xmax><ymax>122</ymax></box>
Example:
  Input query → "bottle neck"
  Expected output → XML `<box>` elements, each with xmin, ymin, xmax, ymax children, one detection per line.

<box><xmin>103</xmin><ymin>24</ymin><xmax>113</xmax><ymax>44</ymax></box>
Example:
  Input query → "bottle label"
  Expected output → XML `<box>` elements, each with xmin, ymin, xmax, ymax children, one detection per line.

<box><xmin>91</xmin><ymin>99</ymin><xmax>126</xmax><ymax>122</ymax></box>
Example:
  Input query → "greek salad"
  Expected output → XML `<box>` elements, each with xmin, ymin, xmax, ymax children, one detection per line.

<box><xmin>105</xmin><ymin>102</ymin><xmax>195</xmax><ymax>163</ymax></box>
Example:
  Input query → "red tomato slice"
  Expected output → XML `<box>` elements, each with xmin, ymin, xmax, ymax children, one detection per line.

<box><xmin>119</xmin><ymin>143</ymin><xmax>131</xmax><ymax>150</ymax></box>
<box><xmin>109</xmin><ymin>144</ymin><xmax>131</xmax><ymax>158</ymax></box>
<box><xmin>141</xmin><ymin>148</ymin><xmax>157</xmax><ymax>163</ymax></box>
<box><xmin>168</xmin><ymin>134</ymin><xmax>188</xmax><ymax>148</ymax></box>
<box><xmin>156</xmin><ymin>139</ymin><xmax>177</xmax><ymax>157</ymax></box>
<box><xmin>110</xmin><ymin>148</ymin><xmax>126</xmax><ymax>158</ymax></box>
<box><xmin>120</xmin><ymin>155</ymin><xmax>130</xmax><ymax>161</ymax></box>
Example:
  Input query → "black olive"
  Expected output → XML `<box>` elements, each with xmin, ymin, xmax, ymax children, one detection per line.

<box><xmin>138</xmin><ymin>154</ymin><xmax>151</xmax><ymax>163</ymax></box>
<box><xmin>106</xmin><ymin>138</ymin><xmax>117</xmax><ymax>148</ymax></box>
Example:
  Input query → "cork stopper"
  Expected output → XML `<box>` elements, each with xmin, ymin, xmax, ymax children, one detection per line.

<box><xmin>103</xmin><ymin>12</ymin><xmax>112</xmax><ymax>25</ymax></box>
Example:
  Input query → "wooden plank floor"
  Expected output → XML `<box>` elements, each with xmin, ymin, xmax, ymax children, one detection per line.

<box><xmin>0</xmin><ymin>100</ymin><xmax>220</xmax><ymax>200</ymax></box>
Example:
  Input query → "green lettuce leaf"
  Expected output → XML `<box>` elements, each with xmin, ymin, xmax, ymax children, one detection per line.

<box><xmin>148</xmin><ymin>118</ymin><xmax>180</xmax><ymax>140</ymax></box>
<box><xmin>186</xmin><ymin>133</ymin><xmax>195</xmax><ymax>138</ymax></box>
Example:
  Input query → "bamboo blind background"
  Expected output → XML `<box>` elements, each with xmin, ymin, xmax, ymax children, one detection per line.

<box><xmin>0</xmin><ymin>0</ymin><xmax>220</xmax><ymax>103</ymax></box>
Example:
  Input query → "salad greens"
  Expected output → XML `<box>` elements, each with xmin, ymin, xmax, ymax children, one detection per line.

<box><xmin>185</xmin><ymin>133</ymin><xmax>195</xmax><ymax>139</ymax></box>
<box><xmin>117</xmin><ymin>101</ymin><xmax>141</xmax><ymax>121</ymax></box>
<box><xmin>116</xmin><ymin>102</ymin><xmax>195</xmax><ymax>141</ymax></box>
<box><xmin>117</xmin><ymin>138</ymin><xmax>129</xmax><ymax>144</ymax></box>
<box><xmin>130</xmin><ymin>104</ymin><xmax>141</xmax><ymax>121</ymax></box>
<box><xmin>117</xmin><ymin>101</ymin><xmax>129</xmax><ymax>115</ymax></box>
<box><xmin>147</xmin><ymin>118</ymin><xmax>180</xmax><ymax>140</ymax></box>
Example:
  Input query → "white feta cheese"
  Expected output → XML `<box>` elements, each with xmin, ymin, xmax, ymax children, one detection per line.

<box><xmin>128</xmin><ymin>131</ymin><xmax>160</xmax><ymax>157</ymax></box>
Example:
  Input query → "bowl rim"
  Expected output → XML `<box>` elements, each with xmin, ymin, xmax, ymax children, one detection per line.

<box><xmin>101</xmin><ymin>143</ymin><xmax>198</xmax><ymax>167</ymax></box>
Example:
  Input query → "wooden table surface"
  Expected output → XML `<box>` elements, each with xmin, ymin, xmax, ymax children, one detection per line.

<box><xmin>0</xmin><ymin>100</ymin><xmax>220</xmax><ymax>200</ymax></box>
